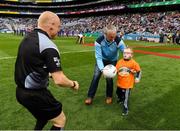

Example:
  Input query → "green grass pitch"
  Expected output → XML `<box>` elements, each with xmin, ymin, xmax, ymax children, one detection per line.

<box><xmin>0</xmin><ymin>33</ymin><xmax>180</xmax><ymax>130</ymax></box>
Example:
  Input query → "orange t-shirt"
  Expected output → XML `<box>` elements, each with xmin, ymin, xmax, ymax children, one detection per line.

<box><xmin>116</xmin><ymin>59</ymin><xmax>140</xmax><ymax>89</ymax></box>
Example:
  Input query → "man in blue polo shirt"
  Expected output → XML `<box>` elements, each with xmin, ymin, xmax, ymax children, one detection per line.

<box><xmin>85</xmin><ymin>25</ymin><xmax>126</xmax><ymax>105</ymax></box>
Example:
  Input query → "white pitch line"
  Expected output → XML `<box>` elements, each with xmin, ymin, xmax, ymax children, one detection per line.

<box><xmin>0</xmin><ymin>50</ymin><xmax>94</xmax><ymax>60</ymax></box>
<box><xmin>61</xmin><ymin>49</ymin><xmax>93</xmax><ymax>54</ymax></box>
<box><xmin>0</xmin><ymin>56</ymin><xmax>16</xmax><ymax>60</ymax></box>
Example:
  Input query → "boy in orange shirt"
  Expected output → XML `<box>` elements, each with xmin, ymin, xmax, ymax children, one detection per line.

<box><xmin>116</xmin><ymin>47</ymin><xmax>141</xmax><ymax>115</ymax></box>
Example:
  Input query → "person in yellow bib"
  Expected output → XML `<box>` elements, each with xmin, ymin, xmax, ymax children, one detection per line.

<box><xmin>116</xmin><ymin>47</ymin><xmax>141</xmax><ymax>115</ymax></box>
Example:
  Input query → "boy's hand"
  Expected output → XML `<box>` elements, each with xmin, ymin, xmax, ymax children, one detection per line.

<box><xmin>130</xmin><ymin>69</ymin><xmax>136</xmax><ymax>74</ymax></box>
<box><xmin>135</xmin><ymin>78</ymin><xmax>140</xmax><ymax>83</ymax></box>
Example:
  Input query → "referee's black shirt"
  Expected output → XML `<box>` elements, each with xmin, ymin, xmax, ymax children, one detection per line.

<box><xmin>15</xmin><ymin>28</ymin><xmax>62</xmax><ymax>89</ymax></box>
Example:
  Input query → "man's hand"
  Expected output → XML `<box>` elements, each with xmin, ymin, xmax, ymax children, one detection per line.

<box><xmin>71</xmin><ymin>81</ymin><xmax>79</xmax><ymax>90</ymax></box>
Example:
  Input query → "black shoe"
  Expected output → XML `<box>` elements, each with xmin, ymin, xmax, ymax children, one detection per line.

<box><xmin>122</xmin><ymin>108</ymin><xmax>128</xmax><ymax>116</ymax></box>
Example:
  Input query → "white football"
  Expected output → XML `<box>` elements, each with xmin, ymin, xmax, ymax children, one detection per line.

<box><xmin>103</xmin><ymin>64</ymin><xmax>117</xmax><ymax>78</ymax></box>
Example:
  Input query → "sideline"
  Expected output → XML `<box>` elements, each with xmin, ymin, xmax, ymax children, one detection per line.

<box><xmin>0</xmin><ymin>50</ymin><xmax>94</xmax><ymax>60</ymax></box>
<box><xmin>83</xmin><ymin>43</ymin><xmax>180</xmax><ymax>59</ymax></box>
<box><xmin>134</xmin><ymin>50</ymin><xmax>180</xmax><ymax>59</ymax></box>
<box><xmin>133</xmin><ymin>46</ymin><xmax>180</xmax><ymax>50</ymax></box>
<box><xmin>0</xmin><ymin>48</ymin><xmax>180</xmax><ymax>60</ymax></box>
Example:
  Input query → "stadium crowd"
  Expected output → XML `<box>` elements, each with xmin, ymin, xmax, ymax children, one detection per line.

<box><xmin>0</xmin><ymin>11</ymin><xmax>179</xmax><ymax>44</ymax></box>
<box><xmin>129</xmin><ymin>0</ymin><xmax>173</xmax><ymax>4</ymax></box>
<box><xmin>0</xmin><ymin>0</ymin><xmax>174</xmax><ymax>16</ymax></box>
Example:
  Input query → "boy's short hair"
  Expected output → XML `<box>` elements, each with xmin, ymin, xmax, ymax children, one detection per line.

<box><xmin>124</xmin><ymin>47</ymin><xmax>133</xmax><ymax>53</ymax></box>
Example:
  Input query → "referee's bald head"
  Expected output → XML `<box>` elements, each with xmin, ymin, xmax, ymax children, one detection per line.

<box><xmin>38</xmin><ymin>11</ymin><xmax>61</xmax><ymax>39</ymax></box>
<box><xmin>38</xmin><ymin>11</ymin><xmax>59</xmax><ymax>26</ymax></box>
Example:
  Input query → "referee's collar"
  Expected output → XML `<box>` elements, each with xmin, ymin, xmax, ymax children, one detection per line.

<box><xmin>34</xmin><ymin>28</ymin><xmax>50</xmax><ymax>38</ymax></box>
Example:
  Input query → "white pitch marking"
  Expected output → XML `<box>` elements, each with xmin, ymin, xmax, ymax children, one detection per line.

<box><xmin>0</xmin><ymin>50</ymin><xmax>94</xmax><ymax>60</ymax></box>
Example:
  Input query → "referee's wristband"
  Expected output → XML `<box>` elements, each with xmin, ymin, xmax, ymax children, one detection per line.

<box><xmin>71</xmin><ymin>81</ymin><xmax>76</xmax><ymax>88</ymax></box>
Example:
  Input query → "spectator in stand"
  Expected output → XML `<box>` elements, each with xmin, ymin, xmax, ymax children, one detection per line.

<box><xmin>175</xmin><ymin>30</ymin><xmax>180</xmax><ymax>45</ymax></box>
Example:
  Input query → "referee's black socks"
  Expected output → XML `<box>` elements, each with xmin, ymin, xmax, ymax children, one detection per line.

<box><xmin>34</xmin><ymin>120</ymin><xmax>48</xmax><ymax>130</ymax></box>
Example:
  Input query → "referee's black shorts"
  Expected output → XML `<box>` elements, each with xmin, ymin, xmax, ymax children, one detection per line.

<box><xmin>16</xmin><ymin>87</ymin><xmax>62</xmax><ymax>120</ymax></box>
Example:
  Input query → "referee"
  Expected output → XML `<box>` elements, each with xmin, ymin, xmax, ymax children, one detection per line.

<box><xmin>15</xmin><ymin>11</ymin><xmax>79</xmax><ymax>130</ymax></box>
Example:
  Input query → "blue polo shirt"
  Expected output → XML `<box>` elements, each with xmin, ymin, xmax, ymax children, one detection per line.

<box><xmin>95</xmin><ymin>35</ymin><xmax>126</xmax><ymax>70</ymax></box>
